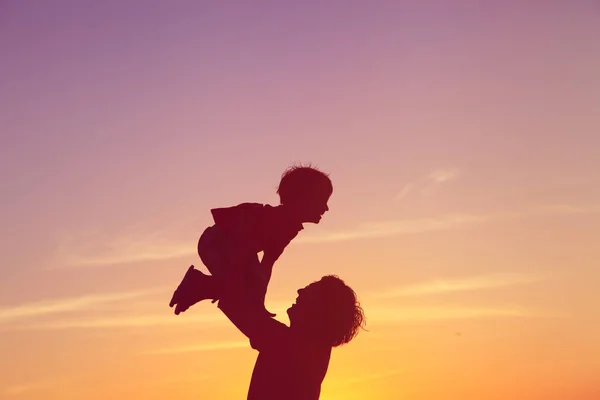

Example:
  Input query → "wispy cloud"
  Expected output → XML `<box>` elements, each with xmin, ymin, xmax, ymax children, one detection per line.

<box><xmin>145</xmin><ymin>340</ymin><xmax>248</xmax><ymax>355</ymax></box>
<box><xmin>298</xmin><ymin>203</ymin><xmax>600</xmax><ymax>244</ymax></box>
<box><xmin>393</xmin><ymin>182</ymin><xmax>415</xmax><ymax>202</ymax></box>
<box><xmin>535</xmin><ymin>203</ymin><xmax>600</xmax><ymax>215</ymax></box>
<box><xmin>0</xmin><ymin>289</ymin><xmax>162</xmax><ymax>324</ymax></box>
<box><xmin>106</xmin><ymin>374</ymin><xmax>215</xmax><ymax>394</ymax></box>
<box><xmin>53</xmin><ymin>233</ymin><xmax>192</xmax><ymax>269</ymax></box>
<box><xmin>50</xmin><ymin>223</ymin><xmax>200</xmax><ymax>269</ymax></box>
<box><xmin>394</xmin><ymin>167</ymin><xmax>460</xmax><ymax>202</ymax></box>
<box><xmin>3</xmin><ymin>377</ymin><xmax>70</xmax><ymax>397</ymax></box>
<box><xmin>51</xmin><ymin>203</ymin><xmax>600</xmax><ymax>266</ymax></box>
<box><xmin>428</xmin><ymin>168</ymin><xmax>460</xmax><ymax>184</ymax></box>
<box><xmin>7</xmin><ymin>312</ymin><xmax>225</xmax><ymax>330</ymax></box>
<box><xmin>368</xmin><ymin>305</ymin><xmax>546</xmax><ymax>323</ymax></box>
<box><xmin>4</xmin><ymin>384</ymin><xmax>35</xmax><ymax>396</ymax></box>
<box><xmin>297</xmin><ymin>212</ymin><xmax>509</xmax><ymax>243</ymax></box>
<box><xmin>377</xmin><ymin>272</ymin><xmax>543</xmax><ymax>298</ymax></box>
<box><xmin>341</xmin><ymin>369</ymin><xmax>405</xmax><ymax>385</ymax></box>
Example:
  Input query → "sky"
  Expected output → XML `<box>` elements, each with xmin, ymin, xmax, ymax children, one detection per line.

<box><xmin>1</xmin><ymin>1</ymin><xmax>600</xmax><ymax>399</ymax></box>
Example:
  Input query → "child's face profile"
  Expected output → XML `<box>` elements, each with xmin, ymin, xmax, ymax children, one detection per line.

<box><xmin>297</xmin><ymin>189</ymin><xmax>331</xmax><ymax>224</ymax></box>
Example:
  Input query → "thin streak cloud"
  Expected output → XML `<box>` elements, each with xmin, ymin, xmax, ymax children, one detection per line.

<box><xmin>378</xmin><ymin>272</ymin><xmax>543</xmax><ymax>298</ymax></box>
<box><xmin>393</xmin><ymin>183</ymin><xmax>414</xmax><ymax>202</ymax></box>
<box><xmin>369</xmin><ymin>305</ymin><xmax>545</xmax><ymax>323</ymax></box>
<box><xmin>54</xmin><ymin>238</ymin><xmax>192</xmax><ymax>269</ymax></box>
<box><xmin>428</xmin><ymin>168</ymin><xmax>460</xmax><ymax>183</ymax></box>
<box><xmin>50</xmin><ymin>204</ymin><xmax>600</xmax><ymax>266</ymax></box>
<box><xmin>145</xmin><ymin>341</ymin><xmax>249</xmax><ymax>355</ymax></box>
<box><xmin>7</xmin><ymin>313</ymin><xmax>225</xmax><ymax>330</ymax></box>
<box><xmin>394</xmin><ymin>167</ymin><xmax>460</xmax><ymax>202</ymax></box>
<box><xmin>341</xmin><ymin>369</ymin><xmax>405</xmax><ymax>385</ymax></box>
<box><xmin>70</xmin><ymin>244</ymin><xmax>191</xmax><ymax>266</ymax></box>
<box><xmin>298</xmin><ymin>212</ymin><xmax>506</xmax><ymax>243</ymax></box>
<box><xmin>0</xmin><ymin>289</ymin><xmax>162</xmax><ymax>323</ymax></box>
<box><xmin>298</xmin><ymin>203</ymin><xmax>600</xmax><ymax>244</ymax></box>
<box><xmin>3</xmin><ymin>378</ymin><xmax>70</xmax><ymax>397</ymax></box>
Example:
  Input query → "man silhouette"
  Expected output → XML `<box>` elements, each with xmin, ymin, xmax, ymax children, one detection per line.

<box><xmin>187</xmin><ymin>264</ymin><xmax>365</xmax><ymax>400</ymax></box>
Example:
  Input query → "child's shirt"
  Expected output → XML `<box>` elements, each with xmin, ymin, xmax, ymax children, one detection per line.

<box><xmin>210</xmin><ymin>203</ymin><xmax>304</xmax><ymax>259</ymax></box>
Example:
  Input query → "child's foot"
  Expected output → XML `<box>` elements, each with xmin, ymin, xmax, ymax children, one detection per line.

<box><xmin>169</xmin><ymin>265</ymin><xmax>195</xmax><ymax>309</ymax></box>
<box><xmin>169</xmin><ymin>265</ymin><xmax>213</xmax><ymax>315</ymax></box>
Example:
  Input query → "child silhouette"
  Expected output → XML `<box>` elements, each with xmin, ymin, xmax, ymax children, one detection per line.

<box><xmin>169</xmin><ymin>164</ymin><xmax>333</xmax><ymax>317</ymax></box>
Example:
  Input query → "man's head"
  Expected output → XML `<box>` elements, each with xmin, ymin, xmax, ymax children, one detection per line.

<box><xmin>277</xmin><ymin>164</ymin><xmax>333</xmax><ymax>224</ymax></box>
<box><xmin>287</xmin><ymin>275</ymin><xmax>365</xmax><ymax>347</ymax></box>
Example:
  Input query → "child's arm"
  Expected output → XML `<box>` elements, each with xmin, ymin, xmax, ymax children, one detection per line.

<box><xmin>259</xmin><ymin>246</ymin><xmax>284</xmax><ymax>286</ymax></box>
<box><xmin>258</xmin><ymin>226</ymin><xmax>301</xmax><ymax>284</ymax></box>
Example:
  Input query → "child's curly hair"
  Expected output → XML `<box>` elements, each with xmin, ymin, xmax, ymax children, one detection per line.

<box><xmin>277</xmin><ymin>163</ymin><xmax>333</xmax><ymax>205</ymax></box>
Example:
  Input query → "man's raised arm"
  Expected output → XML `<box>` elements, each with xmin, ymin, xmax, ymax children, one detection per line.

<box><xmin>217</xmin><ymin>250</ymin><xmax>271</xmax><ymax>341</ymax></box>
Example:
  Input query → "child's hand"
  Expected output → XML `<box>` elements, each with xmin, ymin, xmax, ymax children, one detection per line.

<box><xmin>263</xmin><ymin>307</ymin><xmax>276</xmax><ymax>318</ymax></box>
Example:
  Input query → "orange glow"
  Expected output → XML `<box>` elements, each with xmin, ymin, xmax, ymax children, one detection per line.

<box><xmin>1</xmin><ymin>2</ymin><xmax>599</xmax><ymax>399</ymax></box>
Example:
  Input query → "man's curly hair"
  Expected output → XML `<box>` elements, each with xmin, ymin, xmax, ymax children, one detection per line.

<box><xmin>311</xmin><ymin>275</ymin><xmax>366</xmax><ymax>347</ymax></box>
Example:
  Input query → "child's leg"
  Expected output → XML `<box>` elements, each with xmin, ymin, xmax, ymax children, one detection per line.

<box><xmin>198</xmin><ymin>225</ymin><xmax>236</xmax><ymax>303</ymax></box>
<box><xmin>170</xmin><ymin>265</ymin><xmax>218</xmax><ymax>315</ymax></box>
<box><xmin>169</xmin><ymin>226</ymin><xmax>251</xmax><ymax>312</ymax></box>
<box><xmin>205</xmin><ymin>239</ymin><xmax>274</xmax><ymax>317</ymax></box>
<box><xmin>169</xmin><ymin>226</ymin><xmax>225</xmax><ymax>313</ymax></box>
<box><xmin>198</xmin><ymin>226</ymin><xmax>229</xmax><ymax>278</ymax></box>
<box><xmin>170</xmin><ymin>227</ymin><xmax>274</xmax><ymax>316</ymax></box>
<box><xmin>200</xmin><ymin>228</ymin><xmax>264</xmax><ymax>302</ymax></box>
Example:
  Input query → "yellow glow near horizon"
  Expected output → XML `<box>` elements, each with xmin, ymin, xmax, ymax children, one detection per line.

<box><xmin>2</xmin><ymin>3</ymin><xmax>600</xmax><ymax>399</ymax></box>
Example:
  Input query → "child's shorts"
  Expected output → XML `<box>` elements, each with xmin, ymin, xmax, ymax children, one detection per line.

<box><xmin>197</xmin><ymin>225</ymin><xmax>261</xmax><ymax>281</ymax></box>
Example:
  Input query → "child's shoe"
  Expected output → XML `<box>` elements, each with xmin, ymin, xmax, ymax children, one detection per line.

<box><xmin>169</xmin><ymin>265</ymin><xmax>212</xmax><ymax>315</ymax></box>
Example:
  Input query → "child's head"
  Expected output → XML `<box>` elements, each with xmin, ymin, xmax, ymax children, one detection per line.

<box><xmin>277</xmin><ymin>164</ymin><xmax>333</xmax><ymax>224</ymax></box>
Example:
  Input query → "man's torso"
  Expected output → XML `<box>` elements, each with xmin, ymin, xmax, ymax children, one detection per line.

<box><xmin>247</xmin><ymin>320</ymin><xmax>331</xmax><ymax>400</ymax></box>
